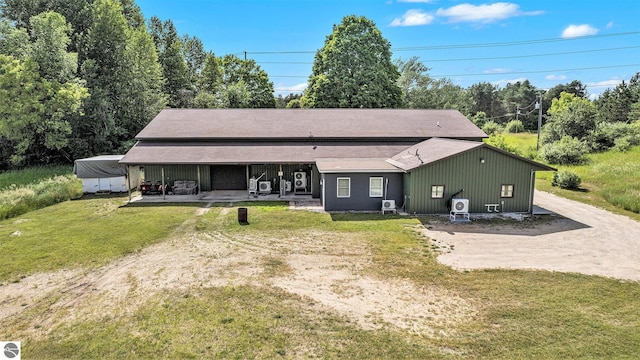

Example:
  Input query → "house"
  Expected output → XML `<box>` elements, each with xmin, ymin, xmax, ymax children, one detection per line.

<box><xmin>120</xmin><ymin>109</ymin><xmax>555</xmax><ymax>214</ymax></box>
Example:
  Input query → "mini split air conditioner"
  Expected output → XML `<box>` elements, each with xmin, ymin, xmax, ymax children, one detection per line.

<box><xmin>451</xmin><ymin>198</ymin><xmax>469</xmax><ymax>213</ymax></box>
<box><xmin>259</xmin><ymin>181</ymin><xmax>271</xmax><ymax>193</ymax></box>
<box><xmin>294</xmin><ymin>172</ymin><xmax>307</xmax><ymax>189</ymax></box>
<box><xmin>381</xmin><ymin>199</ymin><xmax>397</xmax><ymax>214</ymax></box>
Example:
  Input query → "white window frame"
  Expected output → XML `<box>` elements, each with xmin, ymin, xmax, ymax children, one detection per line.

<box><xmin>501</xmin><ymin>184</ymin><xmax>514</xmax><ymax>198</ymax></box>
<box><xmin>431</xmin><ymin>185</ymin><xmax>445</xmax><ymax>199</ymax></box>
<box><xmin>369</xmin><ymin>177</ymin><xmax>383</xmax><ymax>198</ymax></box>
<box><xmin>337</xmin><ymin>177</ymin><xmax>351</xmax><ymax>198</ymax></box>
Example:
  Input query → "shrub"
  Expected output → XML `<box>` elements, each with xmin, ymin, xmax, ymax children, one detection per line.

<box><xmin>486</xmin><ymin>134</ymin><xmax>520</xmax><ymax>155</ymax></box>
<box><xmin>0</xmin><ymin>175</ymin><xmax>82</xmax><ymax>220</ymax></box>
<box><xmin>505</xmin><ymin>120</ymin><xmax>525</xmax><ymax>133</ymax></box>
<box><xmin>539</xmin><ymin>136</ymin><xmax>589</xmax><ymax>165</ymax></box>
<box><xmin>552</xmin><ymin>171</ymin><xmax>582</xmax><ymax>190</ymax></box>
<box><xmin>586</xmin><ymin>121</ymin><xmax>639</xmax><ymax>152</ymax></box>
<box><xmin>482</xmin><ymin>121</ymin><xmax>503</xmax><ymax>136</ymax></box>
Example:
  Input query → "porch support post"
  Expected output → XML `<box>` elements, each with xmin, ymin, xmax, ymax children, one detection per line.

<box><xmin>162</xmin><ymin>166</ymin><xmax>166</xmax><ymax>200</ymax></box>
<box><xmin>197</xmin><ymin>165</ymin><xmax>201</xmax><ymax>195</ymax></box>
<box><xmin>127</xmin><ymin>165</ymin><xmax>132</xmax><ymax>203</ymax></box>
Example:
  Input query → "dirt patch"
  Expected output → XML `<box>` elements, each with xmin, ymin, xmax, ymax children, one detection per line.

<box><xmin>0</xmin><ymin>206</ymin><xmax>476</xmax><ymax>340</ymax></box>
<box><xmin>431</xmin><ymin>191</ymin><xmax>640</xmax><ymax>281</ymax></box>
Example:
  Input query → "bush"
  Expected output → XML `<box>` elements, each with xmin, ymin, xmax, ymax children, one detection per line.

<box><xmin>552</xmin><ymin>170</ymin><xmax>582</xmax><ymax>190</ymax></box>
<box><xmin>505</xmin><ymin>120</ymin><xmax>525</xmax><ymax>133</ymax></box>
<box><xmin>482</xmin><ymin>121</ymin><xmax>503</xmax><ymax>136</ymax></box>
<box><xmin>0</xmin><ymin>175</ymin><xmax>82</xmax><ymax>220</ymax></box>
<box><xmin>586</xmin><ymin>121</ymin><xmax>639</xmax><ymax>152</ymax></box>
<box><xmin>539</xmin><ymin>136</ymin><xmax>589</xmax><ymax>165</ymax></box>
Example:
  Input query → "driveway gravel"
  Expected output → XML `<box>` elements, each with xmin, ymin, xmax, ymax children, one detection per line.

<box><xmin>428</xmin><ymin>191</ymin><xmax>640</xmax><ymax>281</ymax></box>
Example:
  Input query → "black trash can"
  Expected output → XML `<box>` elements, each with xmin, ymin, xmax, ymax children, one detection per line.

<box><xmin>238</xmin><ymin>207</ymin><xmax>248</xmax><ymax>224</ymax></box>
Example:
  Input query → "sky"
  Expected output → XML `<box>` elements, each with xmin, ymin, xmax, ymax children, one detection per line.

<box><xmin>136</xmin><ymin>0</ymin><xmax>640</xmax><ymax>99</ymax></box>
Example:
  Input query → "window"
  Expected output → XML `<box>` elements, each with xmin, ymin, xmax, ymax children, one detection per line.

<box><xmin>431</xmin><ymin>185</ymin><xmax>445</xmax><ymax>199</ymax></box>
<box><xmin>369</xmin><ymin>177</ymin><xmax>383</xmax><ymax>197</ymax></box>
<box><xmin>501</xmin><ymin>184</ymin><xmax>514</xmax><ymax>198</ymax></box>
<box><xmin>337</xmin><ymin>177</ymin><xmax>351</xmax><ymax>198</ymax></box>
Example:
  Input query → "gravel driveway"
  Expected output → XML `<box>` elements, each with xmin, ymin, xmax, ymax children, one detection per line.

<box><xmin>428</xmin><ymin>191</ymin><xmax>640</xmax><ymax>281</ymax></box>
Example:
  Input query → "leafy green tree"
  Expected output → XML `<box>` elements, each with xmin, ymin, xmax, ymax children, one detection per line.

<box><xmin>543</xmin><ymin>80</ymin><xmax>587</xmax><ymax>113</ymax></box>
<box><xmin>219</xmin><ymin>54</ymin><xmax>275</xmax><ymax>108</ymax></box>
<box><xmin>395</xmin><ymin>57</ymin><xmax>470</xmax><ymax>113</ymax></box>
<box><xmin>542</xmin><ymin>93</ymin><xmax>596</xmax><ymax>144</ymax></box>
<box><xmin>149</xmin><ymin>16</ymin><xmax>191</xmax><ymax>107</ymax></box>
<box><xmin>0</xmin><ymin>18</ymin><xmax>31</xmax><ymax>60</ymax></box>
<box><xmin>29</xmin><ymin>11</ymin><xmax>77</xmax><ymax>83</ymax></box>
<box><xmin>302</xmin><ymin>15</ymin><xmax>401</xmax><ymax>108</ymax></box>
<box><xmin>0</xmin><ymin>55</ymin><xmax>88</xmax><ymax>165</ymax></box>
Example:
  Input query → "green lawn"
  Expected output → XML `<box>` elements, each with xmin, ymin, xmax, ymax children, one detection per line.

<box><xmin>0</xmin><ymin>195</ymin><xmax>199</xmax><ymax>282</ymax></box>
<box><xmin>1</xmin><ymin>201</ymin><xmax>638</xmax><ymax>359</ymax></box>
<box><xmin>500</xmin><ymin>133</ymin><xmax>640</xmax><ymax>221</ymax></box>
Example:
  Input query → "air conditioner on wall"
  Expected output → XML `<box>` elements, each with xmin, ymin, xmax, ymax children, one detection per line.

<box><xmin>259</xmin><ymin>181</ymin><xmax>271</xmax><ymax>193</ymax></box>
<box><xmin>381</xmin><ymin>199</ymin><xmax>397</xmax><ymax>214</ymax></box>
<box><xmin>451</xmin><ymin>198</ymin><xmax>469</xmax><ymax>213</ymax></box>
<box><xmin>294</xmin><ymin>172</ymin><xmax>307</xmax><ymax>189</ymax></box>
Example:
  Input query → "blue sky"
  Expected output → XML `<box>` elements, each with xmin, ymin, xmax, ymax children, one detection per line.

<box><xmin>136</xmin><ymin>0</ymin><xmax>640</xmax><ymax>98</ymax></box>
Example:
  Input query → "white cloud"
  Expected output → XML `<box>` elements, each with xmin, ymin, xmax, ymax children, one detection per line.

<box><xmin>275</xmin><ymin>82</ymin><xmax>307</xmax><ymax>94</ymax></box>
<box><xmin>606</xmin><ymin>21</ymin><xmax>614</xmax><ymax>29</ymax></box>
<box><xmin>493</xmin><ymin>77</ymin><xmax>528</xmax><ymax>87</ymax></box>
<box><xmin>545</xmin><ymin>74</ymin><xmax>567</xmax><ymax>81</ymax></box>
<box><xmin>561</xmin><ymin>24</ymin><xmax>598</xmax><ymax>38</ymax></box>
<box><xmin>435</xmin><ymin>2</ymin><xmax>543</xmax><ymax>24</ymax></box>
<box><xmin>587</xmin><ymin>79</ymin><xmax>622</xmax><ymax>88</ymax></box>
<box><xmin>484</xmin><ymin>68</ymin><xmax>512</xmax><ymax>74</ymax></box>
<box><xmin>390</xmin><ymin>9</ymin><xmax>435</xmax><ymax>27</ymax></box>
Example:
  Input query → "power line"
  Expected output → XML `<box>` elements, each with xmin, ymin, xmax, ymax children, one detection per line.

<box><xmin>252</xmin><ymin>46</ymin><xmax>640</xmax><ymax>65</ymax></box>
<box><xmin>431</xmin><ymin>63</ymin><xmax>640</xmax><ymax>78</ymax></box>
<box><xmin>268</xmin><ymin>63</ymin><xmax>640</xmax><ymax>79</ymax></box>
<box><xmin>245</xmin><ymin>31</ymin><xmax>640</xmax><ymax>55</ymax></box>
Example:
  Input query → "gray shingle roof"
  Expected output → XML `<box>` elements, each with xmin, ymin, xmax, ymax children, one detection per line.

<box><xmin>135</xmin><ymin>108</ymin><xmax>487</xmax><ymax>140</ymax></box>
<box><xmin>119</xmin><ymin>142</ymin><xmax>413</xmax><ymax>165</ymax></box>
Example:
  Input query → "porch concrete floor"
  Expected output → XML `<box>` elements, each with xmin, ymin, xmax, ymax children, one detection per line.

<box><xmin>128</xmin><ymin>190</ymin><xmax>323</xmax><ymax>211</ymax></box>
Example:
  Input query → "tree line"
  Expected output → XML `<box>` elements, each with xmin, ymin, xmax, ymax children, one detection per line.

<box><xmin>1</xmin><ymin>4</ymin><xmax>639</xmax><ymax>170</ymax></box>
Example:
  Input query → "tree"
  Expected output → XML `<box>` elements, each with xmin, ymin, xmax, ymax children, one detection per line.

<box><xmin>395</xmin><ymin>57</ymin><xmax>471</xmax><ymax>113</ymax></box>
<box><xmin>469</xmin><ymin>82</ymin><xmax>504</xmax><ymax>119</ymax></box>
<box><xmin>148</xmin><ymin>17</ymin><xmax>191</xmax><ymax>108</ymax></box>
<box><xmin>498</xmin><ymin>80</ymin><xmax>538</xmax><ymax>130</ymax></box>
<box><xmin>302</xmin><ymin>15</ymin><xmax>401</xmax><ymax>108</ymax></box>
<box><xmin>29</xmin><ymin>11</ymin><xmax>77</xmax><ymax>83</ymax></box>
<box><xmin>219</xmin><ymin>54</ymin><xmax>275</xmax><ymax>108</ymax></box>
<box><xmin>595</xmin><ymin>73</ymin><xmax>640</xmax><ymax>124</ymax></box>
<box><xmin>0</xmin><ymin>55</ymin><xmax>88</xmax><ymax>165</ymax></box>
<box><xmin>0</xmin><ymin>18</ymin><xmax>31</xmax><ymax>60</ymax></box>
<box><xmin>542</xmin><ymin>92</ymin><xmax>596</xmax><ymax>144</ymax></box>
<box><xmin>544</xmin><ymin>80</ymin><xmax>587</xmax><ymax>113</ymax></box>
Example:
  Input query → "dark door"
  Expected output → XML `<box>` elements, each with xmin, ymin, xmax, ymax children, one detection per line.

<box><xmin>211</xmin><ymin>165</ymin><xmax>247</xmax><ymax>190</ymax></box>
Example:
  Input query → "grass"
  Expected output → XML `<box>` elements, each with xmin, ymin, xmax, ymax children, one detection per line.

<box><xmin>499</xmin><ymin>133</ymin><xmax>640</xmax><ymax>221</ymax></box>
<box><xmin>0</xmin><ymin>195</ymin><xmax>199</xmax><ymax>282</ymax></box>
<box><xmin>0</xmin><ymin>165</ymin><xmax>73</xmax><ymax>190</ymax></box>
<box><xmin>3</xmin><ymin>201</ymin><xmax>639</xmax><ymax>358</ymax></box>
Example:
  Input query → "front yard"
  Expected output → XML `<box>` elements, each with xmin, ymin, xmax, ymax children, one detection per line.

<box><xmin>1</xmin><ymin>197</ymin><xmax>639</xmax><ymax>358</ymax></box>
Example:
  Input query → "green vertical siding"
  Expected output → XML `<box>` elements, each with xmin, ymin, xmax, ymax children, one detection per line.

<box><xmin>407</xmin><ymin>147</ymin><xmax>541</xmax><ymax>214</ymax></box>
<box><xmin>143</xmin><ymin>165</ymin><xmax>211</xmax><ymax>191</ymax></box>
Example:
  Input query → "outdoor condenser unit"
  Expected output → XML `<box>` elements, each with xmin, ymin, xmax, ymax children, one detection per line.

<box><xmin>451</xmin><ymin>199</ymin><xmax>469</xmax><ymax>213</ymax></box>
<box><xmin>259</xmin><ymin>181</ymin><xmax>271</xmax><ymax>193</ymax></box>
<box><xmin>294</xmin><ymin>172</ymin><xmax>307</xmax><ymax>189</ymax></box>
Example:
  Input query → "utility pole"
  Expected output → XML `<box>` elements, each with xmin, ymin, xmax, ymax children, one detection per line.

<box><xmin>536</xmin><ymin>93</ymin><xmax>542</xmax><ymax>150</ymax></box>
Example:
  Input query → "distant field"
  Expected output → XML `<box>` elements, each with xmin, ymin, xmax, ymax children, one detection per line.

<box><xmin>0</xmin><ymin>165</ymin><xmax>73</xmax><ymax>191</ymax></box>
<box><xmin>499</xmin><ymin>133</ymin><xmax>640</xmax><ymax>220</ymax></box>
